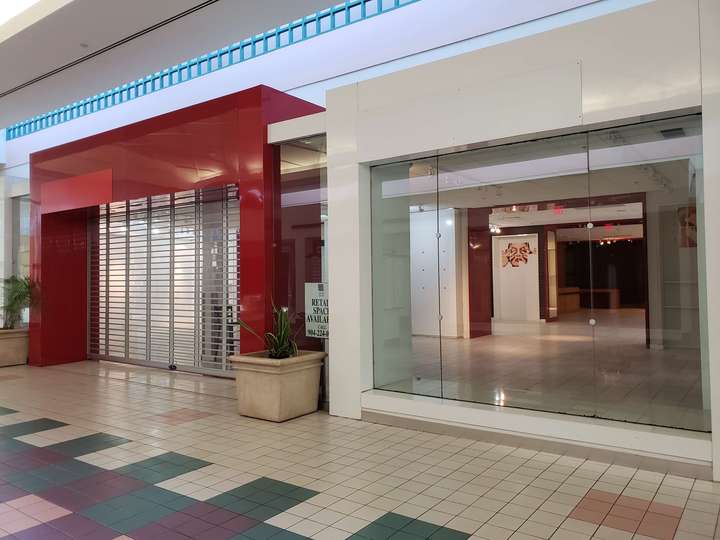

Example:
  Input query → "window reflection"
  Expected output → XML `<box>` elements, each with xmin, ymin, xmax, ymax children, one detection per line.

<box><xmin>371</xmin><ymin>115</ymin><xmax>709</xmax><ymax>432</ymax></box>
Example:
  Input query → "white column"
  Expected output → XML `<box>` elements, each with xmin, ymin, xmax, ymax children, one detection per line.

<box><xmin>326</xmin><ymin>84</ymin><xmax>373</xmax><ymax>419</ymax></box>
<box><xmin>699</xmin><ymin>0</ymin><xmax>720</xmax><ymax>480</ymax></box>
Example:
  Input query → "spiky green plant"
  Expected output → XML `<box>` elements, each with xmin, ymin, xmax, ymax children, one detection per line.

<box><xmin>237</xmin><ymin>304</ymin><xmax>299</xmax><ymax>359</ymax></box>
<box><xmin>2</xmin><ymin>276</ymin><xmax>33</xmax><ymax>330</ymax></box>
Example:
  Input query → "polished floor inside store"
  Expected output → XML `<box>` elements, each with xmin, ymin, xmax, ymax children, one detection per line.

<box><xmin>379</xmin><ymin>309</ymin><xmax>708</xmax><ymax>432</ymax></box>
<box><xmin>0</xmin><ymin>361</ymin><xmax>718</xmax><ymax>540</ymax></box>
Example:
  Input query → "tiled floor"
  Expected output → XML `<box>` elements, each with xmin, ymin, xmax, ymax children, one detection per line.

<box><xmin>0</xmin><ymin>361</ymin><xmax>718</xmax><ymax>540</ymax></box>
<box><xmin>380</xmin><ymin>309</ymin><xmax>708</xmax><ymax>432</ymax></box>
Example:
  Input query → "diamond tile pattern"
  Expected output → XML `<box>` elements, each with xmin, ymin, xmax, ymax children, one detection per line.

<box><xmin>45</xmin><ymin>432</ymin><xmax>131</xmax><ymax>457</ymax></box>
<box><xmin>116</xmin><ymin>452</ymin><xmax>211</xmax><ymax>484</ymax></box>
<box><xmin>0</xmin><ymin>418</ymin><xmax>67</xmax><ymax>438</ymax></box>
<box><xmin>0</xmin><ymin>361</ymin><xmax>718</xmax><ymax>540</ymax></box>
<box><xmin>207</xmin><ymin>477</ymin><xmax>319</xmax><ymax>521</ymax></box>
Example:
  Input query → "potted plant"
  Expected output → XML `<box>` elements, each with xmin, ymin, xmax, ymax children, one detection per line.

<box><xmin>0</xmin><ymin>276</ymin><xmax>33</xmax><ymax>367</ymax></box>
<box><xmin>230</xmin><ymin>305</ymin><xmax>326</xmax><ymax>422</ymax></box>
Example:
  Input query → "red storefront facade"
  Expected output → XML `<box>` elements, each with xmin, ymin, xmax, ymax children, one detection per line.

<box><xmin>29</xmin><ymin>86</ymin><xmax>323</xmax><ymax>367</ymax></box>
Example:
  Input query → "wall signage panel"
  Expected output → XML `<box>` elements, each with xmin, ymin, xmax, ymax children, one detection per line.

<box><xmin>305</xmin><ymin>282</ymin><xmax>329</xmax><ymax>338</ymax></box>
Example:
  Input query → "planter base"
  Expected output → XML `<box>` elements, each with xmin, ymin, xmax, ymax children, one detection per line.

<box><xmin>0</xmin><ymin>329</ymin><xmax>29</xmax><ymax>367</ymax></box>
<box><xmin>229</xmin><ymin>351</ymin><xmax>326</xmax><ymax>422</ymax></box>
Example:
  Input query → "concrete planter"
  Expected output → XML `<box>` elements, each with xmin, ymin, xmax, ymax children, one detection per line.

<box><xmin>0</xmin><ymin>328</ymin><xmax>29</xmax><ymax>367</ymax></box>
<box><xmin>229</xmin><ymin>350</ymin><xmax>326</xmax><ymax>422</ymax></box>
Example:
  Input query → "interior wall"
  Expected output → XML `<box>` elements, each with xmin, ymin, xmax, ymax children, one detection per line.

<box><xmin>371</xmin><ymin>193</ymin><xmax>413</xmax><ymax>390</ymax></box>
<box><xmin>491</xmin><ymin>233</ymin><xmax>540</xmax><ymax>322</ymax></box>
<box><xmin>409</xmin><ymin>208</ymin><xmax>459</xmax><ymax>338</ymax></box>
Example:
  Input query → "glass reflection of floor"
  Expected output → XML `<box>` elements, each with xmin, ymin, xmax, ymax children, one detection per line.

<box><xmin>379</xmin><ymin>309</ymin><xmax>709</xmax><ymax>432</ymax></box>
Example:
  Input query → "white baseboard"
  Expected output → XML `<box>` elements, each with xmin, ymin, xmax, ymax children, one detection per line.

<box><xmin>361</xmin><ymin>389</ymin><xmax>711</xmax><ymax>465</ymax></box>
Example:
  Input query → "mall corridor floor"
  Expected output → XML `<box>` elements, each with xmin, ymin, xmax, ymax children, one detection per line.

<box><xmin>0</xmin><ymin>362</ymin><xmax>718</xmax><ymax>540</ymax></box>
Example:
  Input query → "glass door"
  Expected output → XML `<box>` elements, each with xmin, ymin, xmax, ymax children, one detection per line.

<box><xmin>435</xmin><ymin>134</ymin><xmax>595</xmax><ymax>414</ymax></box>
<box><xmin>371</xmin><ymin>158</ymin><xmax>442</xmax><ymax>398</ymax></box>
<box><xmin>588</xmin><ymin>115</ymin><xmax>710</xmax><ymax>431</ymax></box>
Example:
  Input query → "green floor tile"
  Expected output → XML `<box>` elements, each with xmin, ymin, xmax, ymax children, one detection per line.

<box><xmin>244</xmin><ymin>504</ymin><xmax>281</xmax><ymax>521</ymax></box>
<box><xmin>0</xmin><ymin>438</ymin><xmax>31</xmax><ymax>453</ymax></box>
<box><xmin>287</xmin><ymin>487</ymin><xmax>317</xmax><ymax>502</ymax></box>
<box><xmin>246</xmin><ymin>490</ymin><xmax>279</xmax><ymax>504</ymax></box>
<box><xmin>111</xmin><ymin>506</ymin><xmax>175</xmax><ymax>533</ymax></box>
<box><xmin>272</xmin><ymin>531</ymin><xmax>308</xmax><ymax>540</ymax></box>
<box><xmin>243</xmin><ymin>523</ymin><xmax>284</xmax><ymax>540</ymax></box>
<box><xmin>251</xmin><ymin>478</ymin><xmax>275</xmax><ymax>489</ymax></box>
<box><xmin>225</xmin><ymin>498</ymin><xmax>261</xmax><ymax>514</ymax></box>
<box><xmin>207</xmin><ymin>492</ymin><xmax>241</xmax><ymax>508</ymax></box>
<box><xmin>163</xmin><ymin>494</ymin><xmax>196</xmax><ymax>511</ymax></box>
<box><xmin>0</xmin><ymin>418</ymin><xmax>66</xmax><ymax>438</ymax></box>
<box><xmin>136</xmin><ymin>469</ymin><xmax>169</xmax><ymax>483</ymax></box>
<box><xmin>356</xmin><ymin>523</ymin><xmax>396</xmax><ymax>540</ymax></box>
<box><xmin>376</xmin><ymin>513</ymin><xmax>414</xmax><ymax>530</ymax></box>
<box><xmin>5</xmin><ymin>471</ymin><xmax>57</xmax><ymax>493</ymax></box>
<box><xmin>105</xmin><ymin>494</ymin><xmax>150</xmax><ymax>513</ymax></box>
<box><xmin>115</xmin><ymin>451</ymin><xmax>210</xmax><ymax>483</ymax></box>
<box><xmin>229</xmin><ymin>484</ymin><xmax>261</xmax><ymax>498</ymax></box>
<box><xmin>61</xmin><ymin>459</ymin><xmax>101</xmax><ymax>475</ymax></box>
<box><xmin>401</xmin><ymin>520</ymin><xmax>440</xmax><ymax>539</ymax></box>
<box><xmin>133</xmin><ymin>485</ymin><xmax>184</xmax><ymax>504</ymax></box>
<box><xmin>266</xmin><ymin>495</ymin><xmax>301</xmax><ymax>512</ymax></box>
<box><xmin>81</xmin><ymin>503</ymin><xmax>139</xmax><ymax>526</ymax></box>
<box><xmin>265</xmin><ymin>482</ymin><xmax>296</xmax><ymax>496</ymax></box>
<box><xmin>427</xmin><ymin>528</ymin><xmax>468</xmax><ymax>540</ymax></box>
<box><xmin>389</xmin><ymin>532</ymin><xmax>422</xmax><ymax>540</ymax></box>
<box><xmin>31</xmin><ymin>465</ymin><xmax>82</xmax><ymax>484</ymax></box>
<box><xmin>47</xmin><ymin>433</ymin><xmax>130</xmax><ymax>457</ymax></box>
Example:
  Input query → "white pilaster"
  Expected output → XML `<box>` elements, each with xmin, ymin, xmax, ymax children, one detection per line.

<box><xmin>699</xmin><ymin>0</ymin><xmax>720</xmax><ymax>481</ymax></box>
<box><xmin>326</xmin><ymin>84</ymin><xmax>373</xmax><ymax>419</ymax></box>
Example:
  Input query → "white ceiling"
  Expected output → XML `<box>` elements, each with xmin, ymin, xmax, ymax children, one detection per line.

<box><xmin>0</xmin><ymin>0</ymin><xmax>331</xmax><ymax>98</ymax></box>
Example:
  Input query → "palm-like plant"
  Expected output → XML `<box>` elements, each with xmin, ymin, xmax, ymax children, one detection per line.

<box><xmin>237</xmin><ymin>304</ymin><xmax>299</xmax><ymax>359</ymax></box>
<box><xmin>2</xmin><ymin>276</ymin><xmax>33</xmax><ymax>330</ymax></box>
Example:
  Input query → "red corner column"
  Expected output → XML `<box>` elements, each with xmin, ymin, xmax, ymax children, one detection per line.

<box><xmin>235</xmin><ymin>86</ymin><xmax>324</xmax><ymax>353</ymax></box>
<box><xmin>467</xmin><ymin>208</ymin><xmax>493</xmax><ymax>338</ymax></box>
<box><xmin>28</xmin><ymin>170</ymin><xmax>114</xmax><ymax>366</ymax></box>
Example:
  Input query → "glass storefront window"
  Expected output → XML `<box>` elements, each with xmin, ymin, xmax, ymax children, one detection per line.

<box><xmin>370</xmin><ymin>114</ymin><xmax>709</xmax><ymax>432</ymax></box>
<box><xmin>277</xmin><ymin>134</ymin><xmax>329</xmax><ymax>402</ymax></box>
<box><xmin>371</xmin><ymin>158</ymin><xmax>442</xmax><ymax>398</ymax></box>
<box><xmin>277</xmin><ymin>135</ymin><xmax>327</xmax><ymax>350</ymax></box>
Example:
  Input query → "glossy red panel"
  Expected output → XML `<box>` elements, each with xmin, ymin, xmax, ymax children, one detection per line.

<box><xmin>29</xmin><ymin>208</ymin><xmax>88</xmax><ymax>366</ymax></box>
<box><xmin>40</xmin><ymin>169</ymin><xmax>112</xmax><ymax>214</ymax></box>
<box><xmin>467</xmin><ymin>208</ymin><xmax>492</xmax><ymax>338</ymax></box>
<box><xmin>29</xmin><ymin>85</ymin><xmax>324</xmax><ymax>365</ymax></box>
<box><xmin>275</xmin><ymin>164</ymin><xmax>324</xmax><ymax>352</ymax></box>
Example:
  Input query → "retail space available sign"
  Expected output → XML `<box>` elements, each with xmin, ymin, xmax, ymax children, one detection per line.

<box><xmin>305</xmin><ymin>282</ymin><xmax>329</xmax><ymax>338</ymax></box>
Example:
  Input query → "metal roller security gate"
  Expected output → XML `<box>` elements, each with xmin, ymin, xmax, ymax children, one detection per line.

<box><xmin>88</xmin><ymin>185</ymin><xmax>240</xmax><ymax>374</ymax></box>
